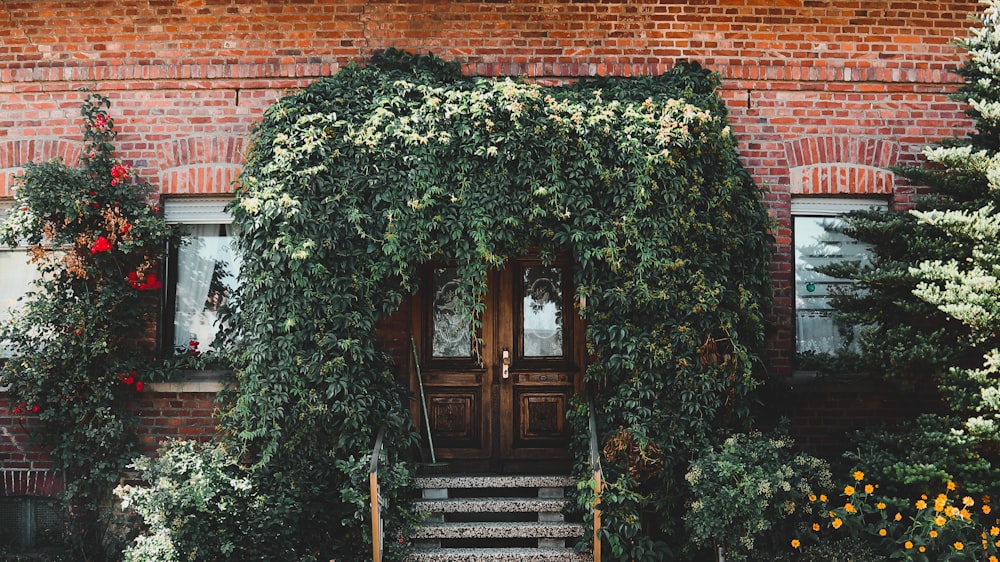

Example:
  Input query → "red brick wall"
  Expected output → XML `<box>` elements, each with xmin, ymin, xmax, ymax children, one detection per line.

<box><xmin>0</xmin><ymin>0</ymin><xmax>981</xmax><ymax>469</ymax></box>
<box><xmin>0</xmin><ymin>381</ymin><xmax>220</xmax><ymax>497</ymax></box>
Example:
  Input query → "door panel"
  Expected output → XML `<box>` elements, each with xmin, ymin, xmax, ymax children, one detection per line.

<box><xmin>413</xmin><ymin>256</ymin><xmax>583</xmax><ymax>473</ymax></box>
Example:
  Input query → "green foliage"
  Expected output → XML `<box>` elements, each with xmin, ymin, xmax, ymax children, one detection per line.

<box><xmin>116</xmin><ymin>439</ymin><xmax>361</xmax><ymax>562</ymax></box>
<box><xmin>0</xmin><ymin>94</ymin><xmax>172</xmax><ymax>561</ymax></box>
<box><xmin>847</xmin><ymin>414</ymin><xmax>1000</xmax><ymax>498</ymax></box>
<box><xmin>821</xmin><ymin>0</ymin><xmax>1000</xmax><ymax>511</ymax></box>
<box><xmin>790</xmin><ymin>471</ymin><xmax>1000</xmax><ymax>562</ymax></box>
<box><xmin>684</xmin><ymin>428</ymin><xmax>833</xmax><ymax>561</ymax></box>
<box><xmin>226</xmin><ymin>50</ymin><xmax>772</xmax><ymax>559</ymax></box>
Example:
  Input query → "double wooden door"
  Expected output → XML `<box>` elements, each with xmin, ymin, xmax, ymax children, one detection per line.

<box><xmin>411</xmin><ymin>256</ymin><xmax>585</xmax><ymax>473</ymax></box>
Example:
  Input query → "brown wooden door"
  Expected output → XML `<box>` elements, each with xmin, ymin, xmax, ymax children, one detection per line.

<box><xmin>412</xmin><ymin>256</ymin><xmax>585</xmax><ymax>473</ymax></box>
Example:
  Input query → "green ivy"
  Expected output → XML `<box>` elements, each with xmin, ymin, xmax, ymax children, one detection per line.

<box><xmin>0</xmin><ymin>94</ymin><xmax>173</xmax><ymax>561</ymax></box>
<box><xmin>225</xmin><ymin>50</ymin><xmax>772</xmax><ymax>560</ymax></box>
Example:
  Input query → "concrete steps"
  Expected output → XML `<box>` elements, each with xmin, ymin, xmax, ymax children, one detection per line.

<box><xmin>405</xmin><ymin>475</ymin><xmax>589</xmax><ymax>562</ymax></box>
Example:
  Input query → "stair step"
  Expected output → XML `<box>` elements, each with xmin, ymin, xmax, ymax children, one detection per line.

<box><xmin>412</xmin><ymin>521</ymin><xmax>585</xmax><ymax>540</ymax></box>
<box><xmin>414</xmin><ymin>497</ymin><xmax>571</xmax><ymax>514</ymax></box>
<box><xmin>414</xmin><ymin>475</ymin><xmax>577</xmax><ymax>490</ymax></box>
<box><xmin>405</xmin><ymin>547</ymin><xmax>589</xmax><ymax>562</ymax></box>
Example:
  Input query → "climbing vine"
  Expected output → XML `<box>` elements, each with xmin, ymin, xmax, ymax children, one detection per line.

<box><xmin>225</xmin><ymin>50</ymin><xmax>772</xmax><ymax>560</ymax></box>
<box><xmin>0</xmin><ymin>94</ymin><xmax>172</xmax><ymax>560</ymax></box>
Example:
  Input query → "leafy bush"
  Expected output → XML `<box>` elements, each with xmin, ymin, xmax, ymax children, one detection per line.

<box><xmin>791</xmin><ymin>470</ymin><xmax>1000</xmax><ymax>562</ymax></box>
<box><xmin>117</xmin><ymin>440</ymin><xmax>311</xmax><ymax>562</ymax></box>
<box><xmin>0</xmin><ymin>94</ymin><xmax>172</xmax><ymax>560</ymax></box>
<box><xmin>847</xmin><ymin>414</ymin><xmax>1000</xmax><ymax>498</ymax></box>
<box><xmin>684</xmin><ymin>428</ymin><xmax>832</xmax><ymax>561</ymax></box>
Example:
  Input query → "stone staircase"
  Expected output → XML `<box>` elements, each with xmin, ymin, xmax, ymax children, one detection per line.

<box><xmin>406</xmin><ymin>475</ymin><xmax>590</xmax><ymax>562</ymax></box>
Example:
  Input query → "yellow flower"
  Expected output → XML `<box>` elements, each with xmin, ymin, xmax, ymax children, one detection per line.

<box><xmin>984</xmin><ymin>505</ymin><xmax>992</xmax><ymax>515</ymax></box>
<box><xmin>819</xmin><ymin>494</ymin><xmax>828</xmax><ymax>502</ymax></box>
<box><xmin>990</xmin><ymin>556</ymin><xmax>998</xmax><ymax>562</ymax></box>
<box><xmin>935</xmin><ymin>515</ymin><xmax>947</xmax><ymax>526</ymax></box>
<box><xmin>991</xmin><ymin>526</ymin><xmax>1000</xmax><ymax>537</ymax></box>
<box><xmin>812</xmin><ymin>523</ymin><xmax>821</xmax><ymax>532</ymax></box>
<box><xmin>916</xmin><ymin>500</ymin><xmax>928</xmax><ymax>510</ymax></box>
<box><xmin>876</xmin><ymin>502</ymin><xmax>886</xmax><ymax>510</ymax></box>
<box><xmin>960</xmin><ymin>508</ymin><xmax>971</xmax><ymax>519</ymax></box>
<box><xmin>904</xmin><ymin>541</ymin><xmax>914</xmax><ymax>549</ymax></box>
<box><xmin>930</xmin><ymin>530</ymin><xmax>939</xmax><ymax>538</ymax></box>
<box><xmin>808</xmin><ymin>494</ymin><xmax>817</xmax><ymax>502</ymax></box>
<box><xmin>844</xmin><ymin>486</ymin><xmax>855</xmax><ymax>496</ymax></box>
<box><xmin>853</xmin><ymin>470</ymin><xmax>865</xmax><ymax>481</ymax></box>
<box><xmin>954</xmin><ymin>542</ymin><xmax>964</xmax><ymax>551</ymax></box>
<box><xmin>947</xmin><ymin>481</ymin><xmax>956</xmax><ymax>491</ymax></box>
<box><xmin>832</xmin><ymin>518</ymin><xmax>843</xmax><ymax>529</ymax></box>
<box><xmin>791</xmin><ymin>539</ymin><xmax>801</xmax><ymax>548</ymax></box>
<box><xmin>919</xmin><ymin>546</ymin><xmax>926</xmax><ymax>553</ymax></box>
<box><xmin>864</xmin><ymin>484</ymin><xmax>874</xmax><ymax>494</ymax></box>
<box><xmin>845</xmin><ymin>503</ymin><xmax>856</xmax><ymax>513</ymax></box>
<box><xmin>878</xmin><ymin>528</ymin><xmax>887</xmax><ymax>537</ymax></box>
<box><xmin>963</xmin><ymin>496</ymin><xmax>975</xmax><ymax>507</ymax></box>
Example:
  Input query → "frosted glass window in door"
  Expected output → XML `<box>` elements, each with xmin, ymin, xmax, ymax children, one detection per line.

<box><xmin>431</xmin><ymin>267</ymin><xmax>472</xmax><ymax>358</ymax></box>
<box><xmin>522</xmin><ymin>266</ymin><xmax>563</xmax><ymax>357</ymax></box>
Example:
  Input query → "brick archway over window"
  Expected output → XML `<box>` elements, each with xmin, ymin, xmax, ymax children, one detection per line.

<box><xmin>157</xmin><ymin>136</ymin><xmax>245</xmax><ymax>195</ymax></box>
<box><xmin>785</xmin><ymin>136</ymin><xmax>899</xmax><ymax>195</ymax></box>
<box><xmin>0</xmin><ymin>139</ymin><xmax>84</xmax><ymax>198</ymax></box>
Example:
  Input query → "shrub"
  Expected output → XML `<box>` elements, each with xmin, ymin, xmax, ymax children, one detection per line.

<box><xmin>788</xmin><ymin>470</ymin><xmax>1000</xmax><ymax>561</ymax></box>
<box><xmin>684</xmin><ymin>428</ymin><xmax>832</xmax><ymax>561</ymax></box>
<box><xmin>0</xmin><ymin>93</ymin><xmax>172</xmax><ymax>560</ymax></box>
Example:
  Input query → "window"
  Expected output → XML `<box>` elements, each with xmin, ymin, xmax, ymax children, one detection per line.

<box><xmin>792</xmin><ymin>198</ymin><xmax>884</xmax><ymax>357</ymax></box>
<box><xmin>0</xmin><ymin>203</ymin><xmax>41</xmax><ymax>357</ymax></box>
<box><xmin>163</xmin><ymin>198</ymin><xmax>240</xmax><ymax>356</ymax></box>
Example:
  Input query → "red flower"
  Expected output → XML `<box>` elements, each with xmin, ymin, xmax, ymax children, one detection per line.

<box><xmin>93</xmin><ymin>114</ymin><xmax>107</xmax><ymax>130</ymax></box>
<box><xmin>135</xmin><ymin>381</ymin><xmax>144</xmax><ymax>392</ymax></box>
<box><xmin>137</xmin><ymin>273</ymin><xmax>162</xmax><ymax>291</ymax></box>
<box><xmin>119</xmin><ymin>223</ymin><xmax>131</xmax><ymax>234</ymax></box>
<box><xmin>90</xmin><ymin>236</ymin><xmax>112</xmax><ymax>254</ymax></box>
<box><xmin>123</xmin><ymin>375</ymin><xmax>135</xmax><ymax>385</ymax></box>
<box><xmin>31</xmin><ymin>405</ymin><xmax>40</xmax><ymax>413</ymax></box>
<box><xmin>13</xmin><ymin>407</ymin><xmax>21</xmax><ymax>414</ymax></box>
<box><xmin>110</xmin><ymin>163</ymin><xmax>130</xmax><ymax>186</ymax></box>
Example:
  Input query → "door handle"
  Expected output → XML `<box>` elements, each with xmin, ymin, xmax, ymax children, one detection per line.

<box><xmin>502</xmin><ymin>348</ymin><xmax>511</xmax><ymax>379</ymax></box>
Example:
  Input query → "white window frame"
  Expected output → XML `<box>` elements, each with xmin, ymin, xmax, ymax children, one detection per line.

<box><xmin>792</xmin><ymin>197</ymin><xmax>887</xmax><ymax>362</ymax></box>
<box><xmin>0</xmin><ymin>201</ymin><xmax>42</xmax><ymax>358</ymax></box>
<box><xmin>163</xmin><ymin>197</ymin><xmax>238</xmax><ymax>357</ymax></box>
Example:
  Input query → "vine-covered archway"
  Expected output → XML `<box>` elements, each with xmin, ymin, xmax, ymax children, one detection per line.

<box><xmin>228</xmin><ymin>50</ymin><xmax>772</xmax><ymax>559</ymax></box>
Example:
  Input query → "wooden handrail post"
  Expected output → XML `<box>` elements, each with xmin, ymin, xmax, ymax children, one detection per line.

<box><xmin>593</xmin><ymin>467</ymin><xmax>602</xmax><ymax>562</ymax></box>
<box><xmin>370</xmin><ymin>471</ymin><xmax>381</xmax><ymax>562</ymax></box>
<box><xmin>587</xmin><ymin>396</ymin><xmax>603</xmax><ymax>562</ymax></box>
<box><xmin>369</xmin><ymin>427</ymin><xmax>387</xmax><ymax>562</ymax></box>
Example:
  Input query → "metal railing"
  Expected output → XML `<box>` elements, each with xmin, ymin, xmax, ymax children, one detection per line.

<box><xmin>370</xmin><ymin>426</ymin><xmax>387</xmax><ymax>562</ymax></box>
<box><xmin>588</xmin><ymin>396</ymin><xmax>603</xmax><ymax>562</ymax></box>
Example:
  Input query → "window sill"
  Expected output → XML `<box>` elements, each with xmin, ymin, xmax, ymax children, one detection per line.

<box><xmin>147</xmin><ymin>370</ymin><xmax>229</xmax><ymax>393</ymax></box>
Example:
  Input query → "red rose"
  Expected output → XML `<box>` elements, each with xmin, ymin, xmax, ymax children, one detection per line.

<box><xmin>138</xmin><ymin>273</ymin><xmax>162</xmax><ymax>291</ymax></box>
<box><xmin>13</xmin><ymin>407</ymin><xmax>21</xmax><ymax>414</ymax></box>
<box><xmin>31</xmin><ymin>405</ymin><xmax>40</xmax><ymax>413</ymax></box>
<box><xmin>123</xmin><ymin>375</ymin><xmax>135</xmax><ymax>385</ymax></box>
<box><xmin>90</xmin><ymin>236</ymin><xmax>112</xmax><ymax>254</ymax></box>
<box><xmin>135</xmin><ymin>381</ymin><xmax>144</xmax><ymax>392</ymax></box>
